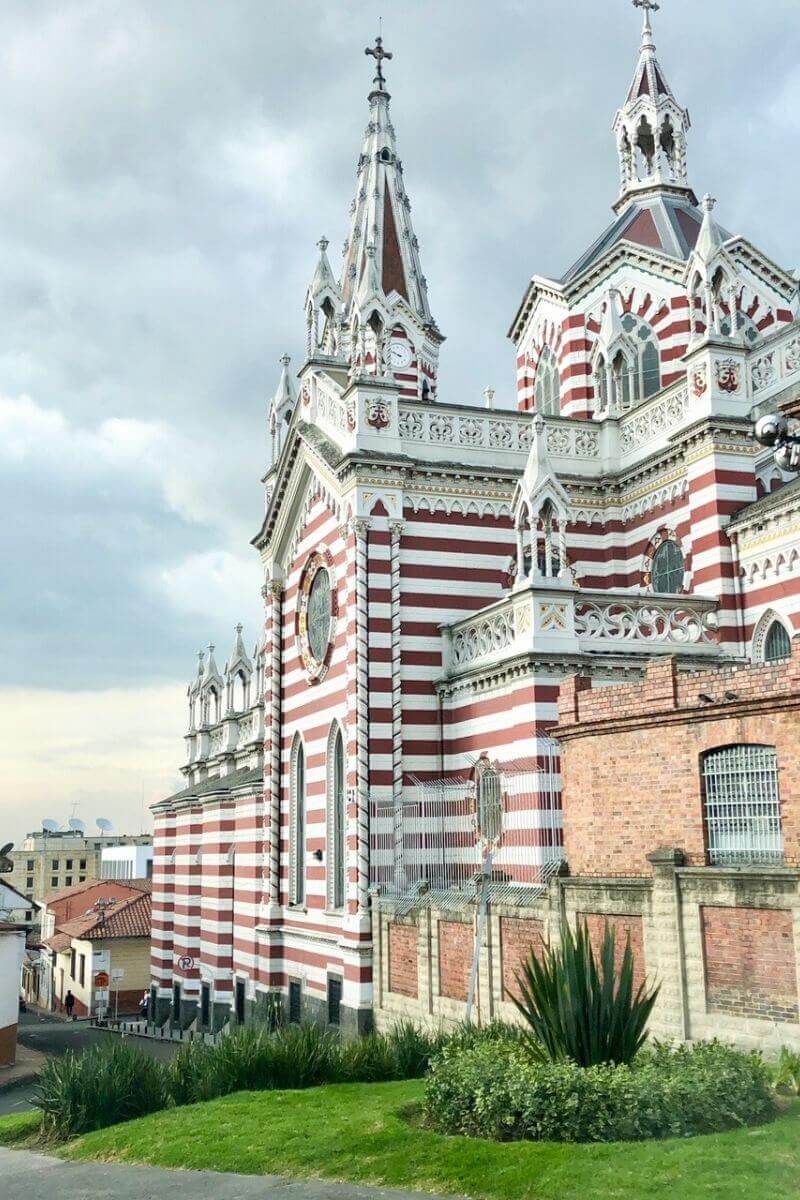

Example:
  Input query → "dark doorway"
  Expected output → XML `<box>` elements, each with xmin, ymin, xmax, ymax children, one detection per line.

<box><xmin>235</xmin><ymin>978</ymin><xmax>246</xmax><ymax>1025</ymax></box>
<box><xmin>172</xmin><ymin>982</ymin><xmax>181</xmax><ymax>1023</ymax></box>
<box><xmin>327</xmin><ymin>977</ymin><xmax>342</xmax><ymax>1027</ymax></box>
<box><xmin>201</xmin><ymin>982</ymin><xmax>211</xmax><ymax>1028</ymax></box>
<box><xmin>288</xmin><ymin>980</ymin><xmax>301</xmax><ymax>1024</ymax></box>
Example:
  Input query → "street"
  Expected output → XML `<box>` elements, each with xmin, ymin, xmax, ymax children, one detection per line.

<box><xmin>0</xmin><ymin>1009</ymin><xmax>177</xmax><ymax>1116</ymax></box>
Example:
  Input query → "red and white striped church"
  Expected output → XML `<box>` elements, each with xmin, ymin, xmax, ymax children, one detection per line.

<box><xmin>151</xmin><ymin>4</ymin><xmax>800</xmax><ymax>1045</ymax></box>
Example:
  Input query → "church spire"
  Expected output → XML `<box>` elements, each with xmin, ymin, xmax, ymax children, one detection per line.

<box><xmin>612</xmin><ymin>1</ymin><xmax>693</xmax><ymax>212</ymax></box>
<box><xmin>340</xmin><ymin>35</ymin><xmax>441</xmax><ymax>342</ymax></box>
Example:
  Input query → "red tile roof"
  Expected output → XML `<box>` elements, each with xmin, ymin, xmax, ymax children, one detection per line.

<box><xmin>42</xmin><ymin>877</ymin><xmax>151</xmax><ymax>906</ymax></box>
<box><xmin>57</xmin><ymin>892</ymin><xmax>151</xmax><ymax>942</ymax></box>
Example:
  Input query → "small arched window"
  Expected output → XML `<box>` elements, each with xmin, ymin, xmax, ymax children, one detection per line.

<box><xmin>719</xmin><ymin>311</ymin><xmax>760</xmax><ymax>347</ymax></box>
<box><xmin>534</xmin><ymin>347</ymin><xmax>560</xmax><ymax>416</ymax></box>
<box><xmin>702</xmin><ymin>744</ymin><xmax>782</xmax><ymax>865</ymax></box>
<box><xmin>329</xmin><ymin>726</ymin><xmax>346</xmax><ymax>910</ymax></box>
<box><xmin>651</xmin><ymin>540</ymin><xmax>684</xmax><ymax>594</ymax></box>
<box><xmin>290</xmin><ymin>737</ymin><xmax>306</xmax><ymax>906</ymax></box>
<box><xmin>764</xmin><ymin>620</ymin><xmax>792</xmax><ymax>663</ymax></box>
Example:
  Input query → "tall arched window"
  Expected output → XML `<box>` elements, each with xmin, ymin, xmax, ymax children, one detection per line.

<box><xmin>328</xmin><ymin>725</ymin><xmax>346</xmax><ymax>910</ymax></box>
<box><xmin>290</xmin><ymin>737</ymin><xmax>306</xmax><ymax>906</ymax></box>
<box><xmin>702</xmin><ymin>744</ymin><xmax>782</xmax><ymax>865</ymax></box>
<box><xmin>764</xmin><ymin>620</ymin><xmax>792</xmax><ymax>663</ymax></box>
<box><xmin>651</xmin><ymin>540</ymin><xmax>684</xmax><ymax>593</ymax></box>
<box><xmin>475</xmin><ymin>758</ymin><xmax>503</xmax><ymax>844</ymax></box>
<box><xmin>620</xmin><ymin>313</ymin><xmax>660</xmax><ymax>401</ymax></box>
<box><xmin>534</xmin><ymin>347</ymin><xmax>560</xmax><ymax>416</ymax></box>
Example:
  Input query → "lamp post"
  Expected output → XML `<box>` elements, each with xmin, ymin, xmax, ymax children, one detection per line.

<box><xmin>754</xmin><ymin>413</ymin><xmax>800</xmax><ymax>472</ymax></box>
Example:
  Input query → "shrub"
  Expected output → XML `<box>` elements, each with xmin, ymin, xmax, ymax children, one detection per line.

<box><xmin>169</xmin><ymin>1023</ymin><xmax>339</xmax><ymax>1104</ymax></box>
<box><xmin>774</xmin><ymin>1046</ymin><xmax>800</xmax><ymax>1095</ymax></box>
<box><xmin>512</xmin><ymin>919</ymin><xmax>659</xmax><ymax>1066</ymax></box>
<box><xmin>424</xmin><ymin>1039</ymin><xmax>775</xmax><ymax>1143</ymax></box>
<box><xmin>34</xmin><ymin>1041</ymin><xmax>169</xmax><ymax>1139</ymax></box>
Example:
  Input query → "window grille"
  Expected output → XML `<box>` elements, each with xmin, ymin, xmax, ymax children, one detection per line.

<box><xmin>702</xmin><ymin>744</ymin><xmax>782</xmax><ymax>865</ymax></box>
<box><xmin>651</xmin><ymin>539</ymin><xmax>684</xmax><ymax>593</ymax></box>
<box><xmin>288</xmin><ymin>980</ymin><xmax>301</xmax><ymax>1024</ymax></box>
<box><xmin>764</xmin><ymin>620</ymin><xmax>791</xmax><ymax>663</ymax></box>
<box><xmin>476</xmin><ymin>763</ymin><xmax>503</xmax><ymax>844</ymax></box>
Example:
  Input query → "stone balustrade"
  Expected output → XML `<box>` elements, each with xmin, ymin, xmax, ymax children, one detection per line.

<box><xmin>440</xmin><ymin>581</ymin><xmax>720</xmax><ymax>677</ymax></box>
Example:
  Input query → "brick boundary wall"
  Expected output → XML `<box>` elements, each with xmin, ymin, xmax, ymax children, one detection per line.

<box><xmin>388</xmin><ymin>922</ymin><xmax>419</xmax><ymax>998</ymax></box>
<box><xmin>500</xmin><ymin>916</ymin><xmax>545</xmax><ymax>1000</ymax></box>
<box><xmin>438</xmin><ymin>920</ymin><xmax>473</xmax><ymax>1001</ymax></box>
<box><xmin>701</xmin><ymin>905</ymin><xmax>799</xmax><ymax>1024</ymax></box>
<box><xmin>579</xmin><ymin>912</ymin><xmax>646</xmax><ymax>992</ymax></box>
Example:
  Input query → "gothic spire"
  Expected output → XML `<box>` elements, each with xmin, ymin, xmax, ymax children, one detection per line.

<box><xmin>339</xmin><ymin>35</ymin><xmax>439</xmax><ymax>337</ymax></box>
<box><xmin>612</xmin><ymin>1</ymin><xmax>693</xmax><ymax>212</ymax></box>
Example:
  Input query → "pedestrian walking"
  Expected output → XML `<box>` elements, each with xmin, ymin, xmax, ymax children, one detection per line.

<box><xmin>64</xmin><ymin>989</ymin><xmax>75</xmax><ymax>1020</ymax></box>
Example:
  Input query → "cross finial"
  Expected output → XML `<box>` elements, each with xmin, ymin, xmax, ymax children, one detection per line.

<box><xmin>633</xmin><ymin>0</ymin><xmax>659</xmax><ymax>43</ymax></box>
<box><xmin>365</xmin><ymin>32</ymin><xmax>392</xmax><ymax>92</ymax></box>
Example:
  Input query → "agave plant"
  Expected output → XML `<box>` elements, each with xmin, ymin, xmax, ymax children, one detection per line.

<box><xmin>511</xmin><ymin>919</ymin><xmax>659</xmax><ymax>1067</ymax></box>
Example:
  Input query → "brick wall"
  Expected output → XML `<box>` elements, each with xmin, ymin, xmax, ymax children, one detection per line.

<box><xmin>579</xmin><ymin>912</ymin><xmax>645</xmax><ymax>992</ymax></box>
<box><xmin>500</xmin><ymin>916</ymin><xmax>545</xmax><ymax>1000</ymax></box>
<box><xmin>438</xmin><ymin>920</ymin><xmax>472</xmax><ymax>1001</ymax></box>
<box><xmin>701</xmin><ymin>905</ymin><xmax>798</xmax><ymax>1023</ymax></box>
<box><xmin>388</xmin><ymin>923</ymin><xmax>418</xmax><ymax>997</ymax></box>
<box><xmin>556</xmin><ymin>645</ymin><xmax>800</xmax><ymax>875</ymax></box>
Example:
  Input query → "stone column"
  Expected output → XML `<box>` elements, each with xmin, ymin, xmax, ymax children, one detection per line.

<box><xmin>646</xmin><ymin>847</ymin><xmax>689</xmax><ymax>1041</ymax></box>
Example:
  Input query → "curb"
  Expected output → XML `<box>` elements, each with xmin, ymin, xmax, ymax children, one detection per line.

<box><xmin>0</xmin><ymin>1068</ymin><xmax>39</xmax><ymax>1095</ymax></box>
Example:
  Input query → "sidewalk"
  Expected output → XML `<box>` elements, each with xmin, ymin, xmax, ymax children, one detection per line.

<box><xmin>0</xmin><ymin>1045</ymin><xmax>45</xmax><ymax>1095</ymax></box>
<box><xmin>0</xmin><ymin>1147</ymin><xmax>450</xmax><ymax>1200</ymax></box>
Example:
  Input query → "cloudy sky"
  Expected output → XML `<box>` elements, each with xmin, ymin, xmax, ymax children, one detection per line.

<box><xmin>2</xmin><ymin>0</ymin><xmax>799</xmax><ymax>845</ymax></box>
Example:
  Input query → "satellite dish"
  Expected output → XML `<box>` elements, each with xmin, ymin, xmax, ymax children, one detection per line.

<box><xmin>68</xmin><ymin>817</ymin><xmax>86</xmax><ymax>833</ymax></box>
<box><xmin>41</xmin><ymin>819</ymin><xmax>59</xmax><ymax>833</ymax></box>
<box><xmin>0</xmin><ymin>842</ymin><xmax>13</xmax><ymax>858</ymax></box>
<box><xmin>96</xmin><ymin>818</ymin><xmax>114</xmax><ymax>833</ymax></box>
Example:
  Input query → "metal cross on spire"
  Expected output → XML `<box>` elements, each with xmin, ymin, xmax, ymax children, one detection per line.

<box><xmin>633</xmin><ymin>0</ymin><xmax>660</xmax><ymax>42</ymax></box>
<box><xmin>365</xmin><ymin>32</ymin><xmax>392</xmax><ymax>92</ymax></box>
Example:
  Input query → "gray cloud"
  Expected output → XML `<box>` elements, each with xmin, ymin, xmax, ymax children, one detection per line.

<box><xmin>1</xmin><ymin>0</ymin><xmax>799</xmax><ymax>695</ymax></box>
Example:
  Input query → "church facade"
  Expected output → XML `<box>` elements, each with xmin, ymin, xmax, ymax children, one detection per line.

<box><xmin>151</xmin><ymin>6</ymin><xmax>800</xmax><ymax>1045</ymax></box>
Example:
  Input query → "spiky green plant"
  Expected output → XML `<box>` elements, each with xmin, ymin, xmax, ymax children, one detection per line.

<box><xmin>511</xmin><ymin>919</ymin><xmax>659</xmax><ymax>1066</ymax></box>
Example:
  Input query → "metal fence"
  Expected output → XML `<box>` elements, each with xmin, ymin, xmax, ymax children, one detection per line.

<box><xmin>370</xmin><ymin>745</ymin><xmax>564</xmax><ymax>910</ymax></box>
<box><xmin>702</xmin><ymin>743</ymin><xmax>783</xmax><ymax>865</ymax></box>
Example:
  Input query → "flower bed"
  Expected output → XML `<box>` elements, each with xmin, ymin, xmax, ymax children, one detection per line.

<box><xmin>424</xmin><ymin>1039</ymin><xmax>775</xmax><ymax>1143</ymax></box>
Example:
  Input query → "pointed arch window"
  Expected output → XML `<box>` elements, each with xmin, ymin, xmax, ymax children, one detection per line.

<box><xmin>534</xmin><ymin>347</ymin><xmax>560</xmax><ymax>416</ymax></box>
<box><xmin>290</xmin><ymin>737</ymin><xmax>306</xmax><ymax>907</ymax></box>
<box><xmin>328</xmin><ymin>725</ymin><xmax>347</xmax><ymax>911</ymax></box>
<box><xmin>620</xmin><ymin>313</ymin><xmax>661</xmax><ymax>401</ymax></box>
<box><xmin>764</xmin><ymin>620</ymin><xmax>792</xmax><ymax>663</ymax></box>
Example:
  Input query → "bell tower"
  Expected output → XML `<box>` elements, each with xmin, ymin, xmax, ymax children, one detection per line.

<box><xmin>612</xmin><ymin>0</ymin><xmax>695</xmax><ymax>212</ymax></box>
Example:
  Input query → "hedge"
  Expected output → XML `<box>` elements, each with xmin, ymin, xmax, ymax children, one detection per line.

<box><xmin>424</xmin><ymin>1039</ymin><xmax>775</xmax><ymax>1143</ymax></box>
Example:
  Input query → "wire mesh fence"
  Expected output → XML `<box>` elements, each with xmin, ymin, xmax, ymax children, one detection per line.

<box><xmin>370</xmin><ymin>744</ymin><xmax>564</xmax><ymax>911</ymax></box>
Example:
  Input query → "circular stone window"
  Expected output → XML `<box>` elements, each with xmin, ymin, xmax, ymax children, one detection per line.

<box><xmin>298</xmin><ymin>553</ymin><xmax>336</xmax><ymax>682</ymax></box>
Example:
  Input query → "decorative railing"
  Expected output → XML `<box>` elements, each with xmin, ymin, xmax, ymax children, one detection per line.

<box><xmin>397</xmin><ymin>404</ymin><xmax>533</xmax><ymax>454</ymax></box>
<box><xmin>441</xmin><ymin>583</ymin><xmax>720</xmax><ymax>677</ymax></box>
<box><xmin>749</xmin><ymin>330</ymin><xmax>800</xmax><ymax>397</ymax></box>
<box><xmin>618</xmin><ymin>382</ymin><xmax>689</xmax><ymax>456</ymax></box>
<box><xmin>574</xmin><ymin>594</ymin><xmax>719</xmax><ymax>647</ymax></box>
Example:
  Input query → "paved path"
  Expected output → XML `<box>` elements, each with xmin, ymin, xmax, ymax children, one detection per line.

<box><xmin>0</xmin><ymin>1147</ymin><xmax>450</xmax><ymax>1200</ymax></box>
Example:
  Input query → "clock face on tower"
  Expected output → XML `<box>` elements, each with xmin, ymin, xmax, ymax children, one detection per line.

<box><xmin>388</xmin><ymin>340</ymin><xmax>413</xmax><ymax>370</ymax></box>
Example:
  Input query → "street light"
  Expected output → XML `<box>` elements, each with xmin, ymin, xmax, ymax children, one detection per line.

<box><xmin>754</xmin><ymin>412</ymin><xmax>800</xmax><ymax>472</ymax></box>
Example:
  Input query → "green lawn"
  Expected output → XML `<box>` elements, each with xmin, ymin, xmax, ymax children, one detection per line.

<box><xmin>0</xmin><ymin>1080</ymin><xmax>794</xmax><ymax>1200</ymax></box>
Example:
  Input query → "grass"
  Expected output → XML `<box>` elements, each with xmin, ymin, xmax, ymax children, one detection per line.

<box><xmin>0</xmin><ymin>1080</ymin><xmax>793</xmax><ymax>1200</ymax></box>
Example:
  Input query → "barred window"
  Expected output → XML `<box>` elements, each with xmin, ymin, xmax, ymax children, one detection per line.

<box><xmin>476</xmin><ymin>760</ymin><xmax>503</xmax><ymax>844</ymax></box>
<box><xmin>764</xmin><ymin>620</ymin><xmax>791</xmax><ymax>663</ymax></box>
<box><xmin>329</xmin><ymin>726</ymin><xmax>346</xmax><ymax>911</ymax></box>
<box><xmin>702</xmin><ymin>744</ymin><xmax>782</xmax><ymax>865</ymax></box>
